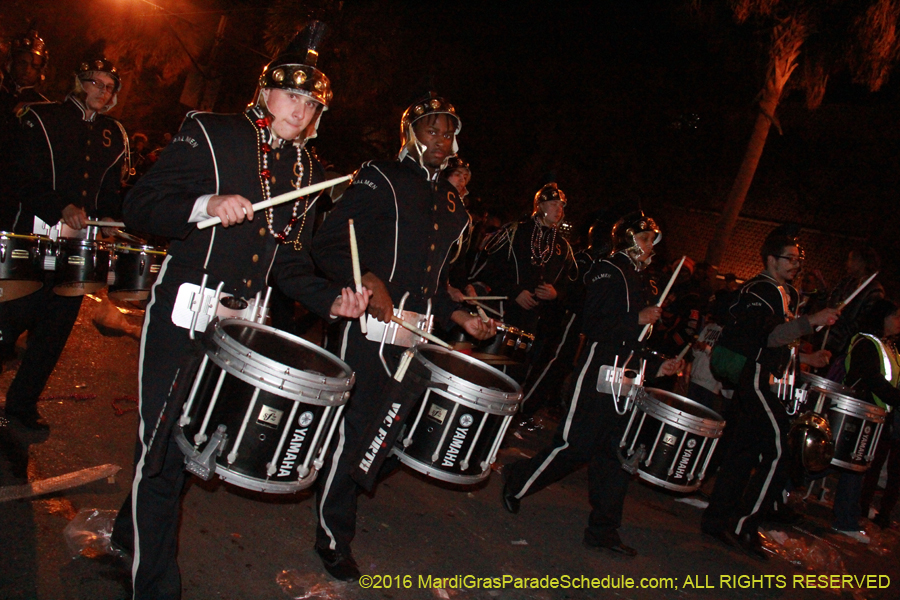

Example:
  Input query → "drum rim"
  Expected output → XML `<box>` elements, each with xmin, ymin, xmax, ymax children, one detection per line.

<box><xmin>414</xmin><ymin>344</ymin><xmax>523</xmax><ymax>404</ymax></box>
<box><xmin>637</xmin><ymin>388</ymin><xmax>726</xmax><ymax>436</ymax></box>
<box><xmin>113</xmin><ymin>243</ymin><xmax>167</xmax><ymax>256</ymax></box>
<box><xmin>827</xmin><ymin>395</ymin><xmax>887</xmax><ymax>421</ymax></box>
<box><xmin>174</xmin><ymin>429</ymin><xmax>316</xmax><ymax>493</ymax></box>
<box><xmin>0</xmin><ymin>232</ymin><xmax>49</xmax><ymax>241</ymax></box>
<box><xmin>56</xmin><ymin>237</ymin><xmax>112</xmax><ymax>249</ymax></box>
<box><xmin>632</xmin><ymin>468</ymin><xmax>703</xmax><ymax>493</ymax></box>
<box><xmin>390</xmin><ymin>446</ymin><xmax>491</xmax><ymax>485</ymax></box>
<box><xmin>799</xmin><ymin>372</ymin><xmax>855</xmax><ymax>395</ymax></box>
<box><xmin>814</xmin><ymin>387</ymin><xmax>870</xmax><ymax>407</ymax></box>
<box><xmin>209</xmin><ymin>318</ymin><xmax>355</xmax><ymax>393</ymax></box>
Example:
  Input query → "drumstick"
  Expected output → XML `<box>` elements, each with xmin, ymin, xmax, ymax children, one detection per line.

<box><xmin>461</xmin><ymin>296</ymin><xmax>508</xmax><ymax>301</ymax></box>
<box><xmin>638</xmin><ymin>255</ymin><xmax>686</xmax><ymax>342</ymax></box>
<box><xmin>475</xmin><ymin>306</ymin><xmax>490</xmax><ymax>323</ymax></box>
<box><xmin>470</xmin><ymin>300</ymin><xmax>503</xmax><ymax>318</ymax></box>
<box><xmin>676</xmin><ymin>342</ymin><xmax>692</xmax><ymax>361</ymax></box>
<box><xmin>85</xmin><ymin>220</ymin><xmax>126</xmax><ymax>228</ymax></box>
<box><xmin>390</xmin><ymin>315</ymin><xmax>452</xmax><ymax>349</ymax></box>
<box><xmin>348</xmin><ymin>219</ymin><xmax>367</xmax><ymax>334</ymax></box>
<box><xmin>815</xmin><ymin>271</ymin><xmax>879</xmax><ymax>332</ymax></box>
<box><xmin>196</xmin><ymin>175</ymin><xmax>352</xmax><ymax>230</ymax></box>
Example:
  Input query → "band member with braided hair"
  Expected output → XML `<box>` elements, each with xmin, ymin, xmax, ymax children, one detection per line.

<box><xmin>702</xmin><ymin>226</ymin><xmax>839</xmax><ymax>560</ymax></box>
<box><xmin>109</xmin><ymin>23</ymin><xmax>368</xmax><ymax>599</ymax></box>
<box><xmin>311</xmin><ymin>92</ymin><xmax>496</xmax><ymax>581</ymax></box>
<box><xmin>501</xmin><ymin>211</ymin><xmax>683</xmax><ymax>557</ymax></box>
<box><xmin>1</xmin><ymin>56</ymin><xmax>127</xmax><ymax>430</ymax></box>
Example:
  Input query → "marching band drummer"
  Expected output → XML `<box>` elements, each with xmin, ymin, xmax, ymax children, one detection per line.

<box><xmin>109</xmin><ymin>23</ymin><xmax>369</xmax><ymax>600</ymax></box>
<box><xmin>501</xmin><ymin>211</ymin><xmax>684</xmax><ymax>557</ymax></box>
<box><xmin>311</xmin><ymin>91</ymin><xmax>496</xmax><ymax>581</ymax></box>
<box><xmin>0</xmin><ymin>54</ymin><xmax>128</xmax><ymax>430</ymax></box>
<box><xmin>468</xmin><ymin>183</ymin><xmax>577</xmax><ymax>415</ymax></box>
<box><xmin>701</xmin><ymin>225</ymin><xmax>839</xmax><ymax>560</ymax></box>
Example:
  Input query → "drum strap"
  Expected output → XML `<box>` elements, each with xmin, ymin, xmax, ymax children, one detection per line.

<box><xmin>350</xmin><ymin>360</ymin><xmax>433</xmax><ymax>491</ymax></box>
<box><xmin>144</xmin><ymin>344</ymin><xmax>206</xmax><ymax>477</ymax></box>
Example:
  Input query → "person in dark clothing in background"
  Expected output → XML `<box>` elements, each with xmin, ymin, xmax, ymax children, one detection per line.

<box><xmin>501</xmin><ymin>211</ymin><xmax>683</xmax><ymax>557</ymax></box>
<box><xmin>1</xmin><ymin>56</ymin><xmax>128</xmax><ymax>431</ymax></box>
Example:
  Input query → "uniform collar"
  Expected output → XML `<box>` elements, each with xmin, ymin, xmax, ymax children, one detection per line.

<box><xmin>65</xmin><ymin>94</ymin><xmax>97</xmax><ymax>122</ymax></box>
<box><xmin>400</xmin><ymin>154</ymin><xmax>438</xmax><ymax>182</ymax></box>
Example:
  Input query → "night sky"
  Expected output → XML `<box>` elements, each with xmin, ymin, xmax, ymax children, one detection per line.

<box><xmin>2</xmin><ymin>1</ymin><xmax>898</xmax><ymax>252</ymax></box>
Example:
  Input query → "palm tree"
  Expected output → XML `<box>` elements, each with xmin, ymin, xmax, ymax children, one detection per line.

<box><xmin>702</xmin><ymin>0</ymin><xmax>900</xmax><ymax>268</ymax></box>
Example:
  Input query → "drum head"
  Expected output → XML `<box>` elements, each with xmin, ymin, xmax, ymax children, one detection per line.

<box><xmin>417</xmin><ymin>345</ymin><xmax>520</xmax><ymax>395</ymax></box>
<box><xmin>645</xmin><ymin>388</ymin><xmax>723</xmax><ymax>421</ymax></box>
<box><xmin>0</xmin><ymin>280</ymin><xmax>43</xmax><ymax>302</ymax></box>
<box><xmin>219</xmin><ymin>320</ymin><xmax>348</xmax><ymax>379</ymax></box>
<box><xmin>800</xmin><ymin>372</ymin><xmax>855</xmax><ymax>396</ymax></box>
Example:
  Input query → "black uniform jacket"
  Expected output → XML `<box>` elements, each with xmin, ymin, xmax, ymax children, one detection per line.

<box><xmin>12</xmin><ymin>95</ymin><xmax>126</xmax><ymax>231</ymax></box>
<box><xmin>582</xmin><ymin>251</ymin><xmax>652</xmax><ymax>366</ymax></box>
<box><xmin>313</xmin><ymin>156</ymin><xmax>468</xmax><ymax>326</ymax></box>
<box><xmin>123</xmin><ymin>109</ymin><xmax>338</xmax><ymax>317</ymax></box>
<box><xmin>717</xmin><ymin>272</ymin><xmax>810</xmax><ymax>375</ymax></box>
<box><xmin>475</xmin><ymin>217</ymin><xmax>574</xmax><ymax>298</ymax></box>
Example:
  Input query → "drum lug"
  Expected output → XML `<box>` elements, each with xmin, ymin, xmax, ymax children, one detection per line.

<box><xmin>617</xmin><ymin>444</ymin><xmax>645</xmax><ymax>475</ymax></box>
<box><xmin>184</xmin><ymin>425</ymin><xmax>227</xmax><ymax>481</ymax></box>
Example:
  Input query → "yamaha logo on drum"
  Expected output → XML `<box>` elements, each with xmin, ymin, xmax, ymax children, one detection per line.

<box><xmin>460</xmin><ymin>414</ymin><xmax>474</xmax><ymax>427</ymax></box>
<box><xmin>298</xmin><ymin>411</ymin><xmax>314</xmax><ymax>427</ymax></box>
<box><xmin>687</xmin><ymin>438</ymin><xmax>697</xmax><ymax>449</ymax></box>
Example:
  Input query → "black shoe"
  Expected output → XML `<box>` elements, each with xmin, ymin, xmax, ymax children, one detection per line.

<box><xmin>735</xmin><ymin>531</ymin><xmax>768</xmax><ymax>561</ymax></box>
<box><xmin>702</xmin><ymin>528</ymin><xmax>738</xmax><ymax>548</ymax></box>
<box><xmin>315</xmin><ymin>546</ymin><xmax>360</xmax><ymax>582</ymax></box>
<box><xmin>764</xmin><ymin>505</ymin><xmax>803</xmax><ymax>525</ymax></box>
<box><xmin>5</xmin><ymin>409</ymin><xmax>50</xmax><ymax>431</ymax></box>
<box><xmin>583</xmin><ymin>539</ymin><xmax>638</xmax><ymax>557</ymax></box>
<box><xmin>501</xmin><ymin>475</ymin><xmax>520</xmax><ymax>514</ymax></box>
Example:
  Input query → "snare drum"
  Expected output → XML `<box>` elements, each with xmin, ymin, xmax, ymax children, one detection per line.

<box><xmin>175</xmin><ymin>318</ymin><xmax>354</xmax><ymax>493</ymax></box>
<box><xmin>392</xmin><ymin>345</ymin><xmax>522</xmax><ymax>484</ymax></box>
<box><xmin>51</xmin><ymin>237</ymin><xmax>111</xmax><ymax>296</ymax></box>
<box><xmin>825</xmin><ymin>392</ymin><xmax>886</xmax><ymax>472</ymax></box>
<box><xmin>0</xmin><ymin>232</ymin><xmax>50</xmax><ymax>302</ymax></box>
<box><xmin>108</xmin><ymin>243</ymin><xmax>166</xmax><ymax>301</ymax></box>
<box><xmin>473</xmin><ymin>323</ymin><xmax>535</xmax><ymax>365</ymax></box>
<box><xmin>619</xmin><ymin>388</ymin><xmax>726</xmax><ymax>493</ymax></box>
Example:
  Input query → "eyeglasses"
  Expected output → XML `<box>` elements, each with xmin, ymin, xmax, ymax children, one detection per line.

<box><xmin>776</xmin><ymin>255</ymin><xmax>804</xmax><ymax>265</ymax></box>
<box><xmin>81</xmin><ymin>78</ymin><xmax>116</xmax><ymax>94</ymax></box>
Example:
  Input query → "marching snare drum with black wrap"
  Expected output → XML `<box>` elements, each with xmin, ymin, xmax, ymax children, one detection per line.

<box><xmin>825</xmin><ymin>391</ymin><xmax>886</xmax><ymax>472</ymax></box>
<box><xmin>468</xmin><ymin>323</ymin><xmax>534</xmax><ymax>365</ymax></box>
<box><xmin>175</xmin><ymin>318</ymin><xmax>354</xmax><ymax>493</ymax></box>
<box><xmin>0</xmin><ymin>232</ymin><xmax>50</xmax><ymax>302</ymax></box>
<box><xmin>392</xmin><ymin>345</ymin><xmax>522</xmax><ymax>484</ymax></box>
<box><xmin>618</xmin><ymin>388</ymin><xmax>725</xmax><ymax>492</ymax></box>
<box><xmin>51</xmin><ymin>237</ymin><xmax>111</xmax><ymax>296</ymax></box>
<box><xmin>108</xmin><ymin>243</ymin><xmax>167</xmax><ymax>301</ymax></box>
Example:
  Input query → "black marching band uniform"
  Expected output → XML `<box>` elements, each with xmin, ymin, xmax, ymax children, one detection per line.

<box><xmin>111</xmin><ymin>27</ymin><xmax>342</xmax><ymax>599</ymax></box>
<box><xmin>502</xmin><ymin>213</ymin><xmax>665</xmax><ymax>555</ymax></box>
<box><xmin>702</xmin><ymin>241</ymin><xmax>811</xmax><ymax>556</ymax></box>
<box><xmin>469</xmin><ymin>184</ymin><xmax>576</xmax><ymax>417</ymax></box>
<box><xmin>311</xmin><ymin>93</ymin><xmax>470</xmax><ymax>578</ymax></box>
<box><xmin>1</xmin><ymin>63</ymin><xmax>128</xmax><ymax>428</ymax></box>
<box><xmin>472</xmin><ymin>186</ymin><xmax>574</xmax><ymax>339</ymax></box>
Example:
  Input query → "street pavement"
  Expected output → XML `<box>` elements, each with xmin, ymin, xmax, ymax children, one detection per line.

<box><xmin>1</xmin><ymin>295</ymin><xmax>898</xmax><ymax>600</ymax></box>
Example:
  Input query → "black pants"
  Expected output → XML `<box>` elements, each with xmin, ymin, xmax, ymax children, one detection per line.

<box><xmin>504</xmin><ymin>341</ymin><xmax>632</xmax><ymax>546</ymax></box>
<box><xmin>0</xmin><ymin>280</ymin><xmax>82</xmax><ymax>414</ymax></box>
<box><xmin>520</xmin><ymin>312</ymin><xmax>579</xmax><ymax>417</ymax></box>
<box><xmin>314</xmin><ymin>321</ymin><xmax>402</xmax><ymax>556</ymax></box>
<box><xmin>861</xmin><ymin>414</ymin><xmax>900</xmax><ymax>523</ymax></box>
<box><xmin>112</xmin><ymin>259</ymin><xmax>191</xmax><ymax>600</ymax></box>
<box><xmin>702</xmin><ymin>362</ymin><xmax>790</xmax><ymax>536</ymax></box>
